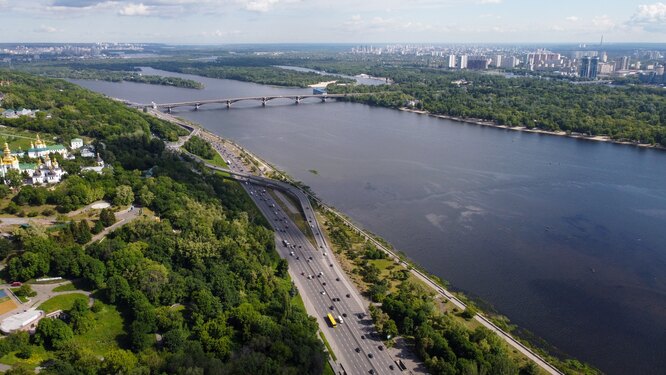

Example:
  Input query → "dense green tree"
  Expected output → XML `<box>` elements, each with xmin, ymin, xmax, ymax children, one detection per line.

<box><xmin>34</xmin><ymin>318</ymin><xmax>74</xmax><ymax>350</ymax></box>
<box><xmin>99</xmin><ymin>208</ymin><xmax>116</xmax><ymax>227</ymax></box>
<box><xmin>113</xmin><ymin>185</ymin><xmax>134</xmax><ymax>207</ymax></box>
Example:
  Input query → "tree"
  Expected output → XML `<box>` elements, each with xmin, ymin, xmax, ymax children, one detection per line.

<box><xmin>68</xmin><ymin>298</ymin><xmax>94</xmax><ymax>334</ymax></box>
<box><xmin>161</xmin><ymin>328</ymin><xmax>188</xmax><ymax>352</ymax></box>
<box><xmin>4</xmin><ymin>169</ymin><xmax>23</xmax><ymax>189</ymax></box>
<box><xmin>13</xmin><ymin>284</ymin><xmax>36</xmax><ymax>298</ymax></box>
<box><xmin>34</xmin><ymin>318</ymin><xmax>74</xmax><ymax>350</ymax></box>
<box><xmin>0</xmin><ymin>184</ymin><xmax>10</xmax><ymax>198</ymax></box>
<box><xmin>7</xmin><ymin>251</ymin><xmax>50</xmax><ymax>281</ymax></box>
<box><xmin>0</xmin><ymin>238</ymin><xmax>13</xmax><ymax>261</ymax></box>
<box><xmin>74</xmin><ymin>220</ymin><xmax>92</xmax><ymax>244</ymax></box>
<box><xmin>99</xmin><ymin>208</ymin><xmax>116</xmax><ymax>227</ymax></box>
<box><xmin>113</xmin><ymin>185</ymin><xmax>134</xmax><ymax>207</ymax></box>
<box><xmin>100</xmin><ymin>349</ymin><xmax>137</xmax><ymax>375</ymax></box>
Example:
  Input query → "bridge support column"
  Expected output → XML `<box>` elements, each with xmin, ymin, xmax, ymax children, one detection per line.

<box><xmin>226</xmin><ymin>100</ymin><xmax>231</xmax><ymax>109</ymax></box>
<box><xmin>262</xmin><ymin>97</ymin><xmax>267</xmax><ymax>107</ymax></box>
<box><xmin>321</xmin><ymin>97</ymin><xmax>326</xmax><ymax>103</ymax></box>
<box><xmin>295</xmin><ymin>97</ymin><xmax>301</xmax><ymax>105</ymax></box>
<box><xmin>194</xmin><ymin>103</ymin><xmax>200</xmax><ymax>111</ymax></box>
<box><xmin>166</xmin><ymin>107</ymin><xmax>172</xmax><ymax>113</ymax></box>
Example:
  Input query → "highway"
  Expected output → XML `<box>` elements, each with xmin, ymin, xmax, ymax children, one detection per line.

<box><xmin>157</xmin><ymin>107</ymin><xmax>563</xmax><ymax>375</ymax></box>
<box><xmin>210</xmin><ymin>142</ymin><xmax>401</xmax><ymax>375</ymax></box>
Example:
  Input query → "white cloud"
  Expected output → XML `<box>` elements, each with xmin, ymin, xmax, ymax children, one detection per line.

<box><xmin>628</xmin><ymin>2</ymin><xmax>666</xmax><ymax>32</ymax></box>
<box><xmin>35</xmin><ymin>25</ymin><xmax>59</xmax><ymax>33</ymax></box>
<box><xmin>201</xmin><ymin>29</ymin><xmax>241</xmax><ymax>37</ymax></box>
<box><xmin>591</xmin><ymin>14</ymin><xmax>615</xmax><ymax>29</ymax></box>
<box><xmin>118</xmin><ymin>3</ymin><xmax>151</xmax><ymax>16</ymax></box>
<box><xmin>565</xmin><ymin>16</ymin><xmax>579</xmax><ymax>22</ymax></box>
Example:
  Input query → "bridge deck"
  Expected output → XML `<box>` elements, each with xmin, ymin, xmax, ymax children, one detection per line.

<box><xmin>144</xmin><ymin>93</ymin><xmax>363</xmax><ymax>109</ymax></box>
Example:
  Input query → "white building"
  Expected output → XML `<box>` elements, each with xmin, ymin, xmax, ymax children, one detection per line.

<box><xmin>70</xmin><ymin>138</ymin><xmax>84</xmax><ymax>150</ymax></box>
<box><xmin>1</xmin><ymin>143</ymin><xmax>66</xmax><ymax>185</ymax></box>
<box><xmin>0</xmin><ymin>309</ymin><xmax>44</xmax><ymax>334</ymax></box>
<box><xmin>27</xmin><ymin>134</ymin><xmax>67</xmax><ymax>159</ymax></box>
<box><xmin>447</xmin><ymin>54</ymin><xmax>457</xmax><ymax>69</ymax></box>
<box><xmin>30</xmin><ymin>154</ymin><xmax>67</xmax><ymax>185</ymax></box>
<box><xmin>81</xmin><ymin>153</ymin><xmax>105</xmax><ymax>174</ymax></box>
<box><xmin>459</xmin><ymin>55</ymin><xmax>468</xmax><ymax>69</ymax></box>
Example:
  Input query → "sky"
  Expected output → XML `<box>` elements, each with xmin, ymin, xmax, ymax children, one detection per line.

<box><xmin>0</xmin><ymin>0</ymin><xmax>665</xmax><ymax>44</ymax></box>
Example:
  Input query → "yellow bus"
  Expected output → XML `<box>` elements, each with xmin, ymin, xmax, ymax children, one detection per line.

<box><xmin>327</xmin><ymin>313</ymin><xmax>337</xmax><ymax>327</ymax></box>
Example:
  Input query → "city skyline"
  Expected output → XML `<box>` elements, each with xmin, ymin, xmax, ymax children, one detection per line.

<box><xmin>0</xmin><ymin>1</ymin><xmax>665</xmax><ymax>44</ymax></box>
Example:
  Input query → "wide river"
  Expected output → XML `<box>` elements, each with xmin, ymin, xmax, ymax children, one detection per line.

<box><xmin>72</xmin><ymin>68</ymin><xmax>666</xmax><ymax>375</ymax></box>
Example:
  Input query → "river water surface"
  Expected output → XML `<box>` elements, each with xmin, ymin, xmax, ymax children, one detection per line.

<box><xmin>72</xmin><ymin>68</ymin><xmax>666</xmax><ymax>375</ymax></box>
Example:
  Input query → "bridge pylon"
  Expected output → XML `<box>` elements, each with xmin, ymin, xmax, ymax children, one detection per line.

<box><xmin>295</xmin><ymin>97</ymin><xmax>301</xmax><ymax>105</ymax></box>
<box><xmin>262</xmin><ymin>97</ymin><xmax>267</xmax><ymax>107</ymax></box>
<box><xmin>226</xmin><ymin>100</ymin><xmax>231</xmax><ymax>109</ymax></box>
<box><xmin>194</xmin><ymin>103</ymin><xmax>200</xmax><ymax>110</ymax></box>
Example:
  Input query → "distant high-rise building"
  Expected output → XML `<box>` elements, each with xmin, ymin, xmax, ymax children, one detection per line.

<box><xmin>579</xmin><ymin>56</ymin><xmax>599</xmax><ymax>79</ymax></box>
<box><xmin>616</xmin><ymin>56</ymin><xmax>630</xmax><ymax>71</ymax></box>
<box><xmin>491</xmin><ymin>55</ymin><xmax>502</xmax><ymax>67</ymax></box>
<box><xmin>656</xmin><ymin>64</ymin><xmax>665</xmax><ymax>76</ymax></box>
<box><xmin>467</xmin><ymin>56</ymin><xmax>489</xmax><ymax>70</ymax></box>
<box><xmin>501</xmin><ymin>56</ymin><xmax>518</xmax><ymax>69</ymax></box>
<box><xmin>447</xmin><ymin>54</ymin><xmax>457</xmax><ymax>69</ymax></box>
<box><xmin>459</xmin><ymin>55</ymin><xmax>468</xmax><ymax>69</ymax></box>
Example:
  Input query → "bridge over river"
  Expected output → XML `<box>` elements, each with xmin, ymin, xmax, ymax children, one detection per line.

<box><xmin>141</xmin><ymin>93</ymin><xmax>366</xmax><ymax>112</ymax></box>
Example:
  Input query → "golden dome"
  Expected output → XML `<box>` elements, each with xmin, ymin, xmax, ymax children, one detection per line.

<box><xmin>2</xmin><ymin>143</ymin><xmax>17</xmax><ymax>165</ymax></box>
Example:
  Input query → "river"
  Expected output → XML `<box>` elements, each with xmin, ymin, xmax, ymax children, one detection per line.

<box><xmin>71</xmin><ymin>68</ymin><xmax>666</xmax><ymax>375</ymax></box>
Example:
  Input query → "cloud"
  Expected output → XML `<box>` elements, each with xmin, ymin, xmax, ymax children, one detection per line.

<box><xmin>201</xmin><ymin>29</ymin><xmax>242</xmax><ymax>37</ymax></box>
<box><xmin>477</xmin><ymin>0</ymin><xmax>502</xmax><ymax>3</ymax></box>
<box><xmin>35</xmin><ymin>25</ymin><xmax>60</xmax><ymax>33</ymax></box>
<box><xmin>118</xmin><ymin>3</ymin><xmax>151</xmax><ymax>16</ymax></box>
<box><xmin>591</xmin><ymin>14</ymin><xmax>615</xmax><ymax>29</ymax></box>
<box><xmin>628</xmin><ymin>2</ymin><xmax>666</xmax><ymax>32</ymax></box>
<box><xmin>565</xmin><ymin>16</ymin><xmax>579</xmax><ymax>22</ymax></box>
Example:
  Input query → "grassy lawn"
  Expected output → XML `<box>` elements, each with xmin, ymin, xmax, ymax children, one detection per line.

<box><xmin>9</xmin><ymin>289</ymin><xmax>29</xmax><ymax>303</ymax></box>
<box><xmin>0</xmin><ymin>126</ymin><xmax>57</xmax><ymax>150</ymax></box>
<box><xmin>0</xmin><ymin>301</ymin><xmax>125</xmax><ymax>368</ymax></box>
<box><xmin>323</xmin><ymin>361</ymin><xmax>336</xmax><ymax>375</ymax></box>
<box><xmin>38</xmin><ymin>293</ymin><xmax>88</xmax><ymax>313</ymax></box>
<box><xmin>52</xmin><ymin>283</ymin><xmax>77</xmax><ymax>292</ymax></box>
<box><xmin>0</xmin><ymin>345</ymin><xmax>51</xmax><ymax>367</ymax></box>
<box><xmin>70</xmin><ymin>301</ymin><xmax>125</xmax><ymax>356</ymax></box>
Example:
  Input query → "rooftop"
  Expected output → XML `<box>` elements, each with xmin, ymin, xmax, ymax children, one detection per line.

<box><xmin>0</xmin><ymin>308</ymin><xmax>43</xmax><ymax>334</ymax></box>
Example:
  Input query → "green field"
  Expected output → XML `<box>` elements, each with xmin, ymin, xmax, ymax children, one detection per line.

<box><xmin>0</xmin><ymin>126</ymin><xmax>57</xmax><ymax>151</ymax></box>
<box><xmin>0</xmin><ymin>301</ymin><xmax>124</xmax><ymax>368</ymax></box>
<box><xmin>38</xmin><ymin>293</ymin><xmax>88</xmax><ymax>313</ymax></box>
<box><xmin>52</xmin><ymin>283</ymin><xmax>77</xmax><ymax>292</ymax></box>
<box><xmin>70</xmin><ymin>301</ymin><xmax>125</xmax><ymax>355</ymax></box>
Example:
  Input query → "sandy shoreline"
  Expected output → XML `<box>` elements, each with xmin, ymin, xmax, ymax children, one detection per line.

<box><xmin>308</xmin><ymin>80</ymin><xmax>336</xmax><ymax>88</ymax></box>
<box><xmin>399</xmin><ymin>107</ymin><xmax>665</xmax><ymax>151</ymax></box>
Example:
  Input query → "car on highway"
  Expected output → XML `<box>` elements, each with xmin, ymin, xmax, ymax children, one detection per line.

<box><xmin>378</xmin><ymin>345</ymin><xmax>384</xmax><ymax>351</ymax></box>
<box><xmin>346</xmin><ymin>294</ymin><xmax>351</xmax><ymax>298</ymax></box>
<box><xmin>368</xmin><ymin>353</ymin><xmax>373</xmax><ymax>358</ymax></box>
<box><xmin>321</xmin><ymin>291</ymin><xmax>326</xmax><ymax>295</ymax></box>
<box><xmin>355</xmin><ymin>347</ymin><xmax>360</xmax><ymax>353</ymax></box>
<box><xmin>361</xmin><ymin>335</ymin><xmax>365</xmax><ymax>339</ymax></box>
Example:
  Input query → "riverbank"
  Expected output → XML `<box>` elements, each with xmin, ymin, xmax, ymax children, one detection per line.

<box><xmin>147</xmin><ymin>109</ymin><xmax>601</xmax><ymax>375</ymax></box>
<box><xmin>400</xmin><ymin>107</ymin><xmax>666</xmax><ymax>151</ymax></box>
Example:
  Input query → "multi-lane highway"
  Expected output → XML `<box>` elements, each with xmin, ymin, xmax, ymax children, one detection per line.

<box><xmin>210</xmin><ymin>142</ymin><xmax>401</xmax><ymax>375</ymax></box>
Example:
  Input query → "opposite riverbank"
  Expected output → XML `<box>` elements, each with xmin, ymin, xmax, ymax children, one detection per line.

<box><xmin>399</xmin><ymin>107</ymin><xmax>666</xmax><ymax>151</ymax></box>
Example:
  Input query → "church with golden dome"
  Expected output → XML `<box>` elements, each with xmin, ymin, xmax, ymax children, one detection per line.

<box><xmin>1</xmin><ymin>139</ymin><xmax>67</xmax><ymax>185</ymax></box>
<box><xmin>27</xmin><ymin>134</ymin><xmax>67</xmax><ymax>159</ymax></box>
